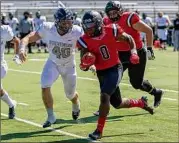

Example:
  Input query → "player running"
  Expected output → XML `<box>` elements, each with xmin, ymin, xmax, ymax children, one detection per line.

<box><xmin>18</xmin><ymin>8</ymin><xmax>83</xmax><ymax>128</ymax></box>
<box><xmin>77</xmin><ymin>10</ymin><xmax>154</xmax><ymax>140</ymax></box>
<box><xmin>1</xmin><ymin>24</ymin><xmax>20</xmax><ymax>119</ymax></box>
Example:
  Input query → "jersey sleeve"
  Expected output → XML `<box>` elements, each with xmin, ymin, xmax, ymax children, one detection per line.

<box><xmin>76</xmin><ymin>36</ymin><xmax>88</xmax><ymax>50</ymax></box>
<box><xmin>5</xmin><ymin>25</ymin><xmax>14</xmax><ymax>42</ymax></box>
<box><xmin>127</xmin><ymin>12</ymin><xmax>140</xmax><ymax>27</ymax></box>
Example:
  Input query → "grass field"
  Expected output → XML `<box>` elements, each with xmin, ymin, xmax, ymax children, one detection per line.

<box><xmin>1</xmin><ymin>48</ymin><xmax>178</xmax><ymax>142</ymax></box>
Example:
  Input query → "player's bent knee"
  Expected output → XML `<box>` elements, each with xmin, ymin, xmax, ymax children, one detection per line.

<box><xmin>66</xmin><ymin>92</ymin><xmax>77</xmax><ymax>100</ymax></box>
<box><xmin>100</xmin><ymin>93</ymin><xmax>110</xmax><ymax>104</ymax></box>
<box><xmin>130</xmin><ymin>80</ymin><xmax>142</xmax><ymax>89</ymax></box>
<box><xmin>42</xmin><ymin>87</ymin><xmax>51</xmax><ymax>96</ymax></box>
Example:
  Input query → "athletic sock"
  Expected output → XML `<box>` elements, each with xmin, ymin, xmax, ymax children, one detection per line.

<box><xmin>128</xmin><ymin>99</ymin><xmax>144</xmax><ymax>108</ymax></box>
<box><xmin>97</xmin><ymin>117</ymin><xmax>106</xmax><ymax>133</ymax></box>
<box><xmin>72</xmin><ymin>99</ymin><xmax>80</xmax><ymax>112</ymax></box>
<box><xmin>46</xmin><ymin>108</ymin><xmax>56</xmax><ymax>123</ymax></box>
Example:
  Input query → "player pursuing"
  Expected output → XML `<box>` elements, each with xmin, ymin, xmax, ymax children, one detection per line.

<box><xmin>104</xmin><ymin>1</ymin><xmax>163</xmax><ymax>105</ymax></box>
<box><xmin>1</xmin><ymin>24</ymin><xmax>20</xmax><ymax>119</ymax></box>
<box><xmin>77</xmin><ymin>10</ymin><xmax>154</xmax><ymax>140</ymax></box>
<box><xmin>18</xmin><ymin>8</ymin><xmax>83</xmax><ymax>128</ymax></box>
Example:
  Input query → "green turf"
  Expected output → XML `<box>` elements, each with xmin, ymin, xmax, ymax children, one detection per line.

<box><xmin>1</xmin><ymin>48</ymin><xmax>178</xmax><ymax>142</ymax></box>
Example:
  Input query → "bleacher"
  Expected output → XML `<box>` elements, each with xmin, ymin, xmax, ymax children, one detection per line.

<box><xmin>1</xmin><ymin>0</ymin><xmax>179</xmax><ymax>21</ymax></box>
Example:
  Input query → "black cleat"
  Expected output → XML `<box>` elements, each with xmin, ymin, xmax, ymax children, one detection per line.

<box><xmin>141</xmin><ymin>96</ymin><xmax>154</xmax><ymax>115</ymax></box>
<box><xmin>72</xmin><ymin>110</ymin><xmax>80</xmax><ymax>120</ymax></box>
<box><xmin>8</xmin><ymin>106</ymin><xmax>15</xmax><ymax>119</ymax></box>
<box><xmin>89</xmin><ymin>129</ymin><xmax>102</xmax><ymax>140</ymax></box>
<box><xmin>153</xmin><ymin>89</ymin><xmax>163</xmax><ymax>108</ymax></box>
<box><xmin>43</xmin><ymin>120</ymin><xmax>56</xmax><ymax>128</ymax></box>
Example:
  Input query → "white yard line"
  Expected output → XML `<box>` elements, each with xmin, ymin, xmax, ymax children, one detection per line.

<box><xmin>9</xmin><ymin>68</ymin><xmax>179</xmax><ymax>94</ymax></box>
<box><xmin>163</xmin><ymin>98</ymin><xmax>177</xmax><ymax>101</ymax></box>
<box><xmin>1</xmin><ymin>113</ymin><xmax>99</xmax><ymax>143</ymax></box>
<box><xmin>17</xmin><ymin>102</ymin><xmax>29</xmax><ymax>106</ymax></box>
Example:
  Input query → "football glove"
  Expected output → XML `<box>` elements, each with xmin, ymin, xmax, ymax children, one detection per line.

<box><xmin>130</xmin><ymin>53</ymin><xmax>139</xmax><ymax>64</ymax></box>
<box><xmin>81</xmin><ymin>52</ymin><xmax>96</xmax><ymax>68</ymax></box>
<box><xmin>147</xmin><ymin>47</ymin><xmax>155</xmax><ymax>60</ymax></box>
<box><xmin>79</xmin><ymin>63</ymin><xmax>89</xmax><ymax>71</ymax></box>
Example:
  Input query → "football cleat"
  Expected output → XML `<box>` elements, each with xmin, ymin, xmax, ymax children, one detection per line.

<box><xmin>42</xmin><ymin>119</ymin><xmax>56</xmax><ymax>128</ymax></box>
<box><xmin>72</xmin><ymin>110</ymin><xmax>80</xmax><ymax>120</ymax></box>
<box><xmin>8</xmin><ymin>106</ymin><xmax>15</xmax><ymax>119</ymax></box>
<box><xmin>8</xmin><ymin>100</ymin><xmax>17</xmax><ymax>119</ymax></box>
<box><xmin>141</xmin><ymin>96</ymin><xmax>154</xmax><ymax>115</ymax></box>
<box><xmin>153</xmin><ymin>89</ymin><xmax>163</xmax><ymax>108</ymax></box>
<box><xmin>89</xmin><ymin>129</ymin><xmax>102</xmax><ymax>140</ymax></box>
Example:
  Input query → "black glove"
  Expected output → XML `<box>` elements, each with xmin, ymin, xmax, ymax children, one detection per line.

<box><xmin>147</xmin><ymin>47</ymin><xmax>155</xmax><ymax>60</ymax></box>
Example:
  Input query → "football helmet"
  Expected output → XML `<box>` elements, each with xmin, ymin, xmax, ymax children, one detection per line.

<box><xmin>105</xmin><ymin>1</ymin><xmax>123</xmax><ymax>22</ymax></box>
<box><xmin>82</xmin><ymin>10</ymin><xmax>103</xmax><ymax>37</ymax></box>
<box><xmin>54</xmin><ymin>8</ymin><xmax>73</xmax><ymax>35</ymax></box>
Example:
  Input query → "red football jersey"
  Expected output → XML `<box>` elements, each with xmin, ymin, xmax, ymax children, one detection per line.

<box><xmin>103</xmin><ymin>12</ymin><xmax>143</xmax><ymax>51</ymax></box>
<box><xmin>77</xmin><ymin>24</ymin><xmax>123</xmax><ymax>70</ymax></box>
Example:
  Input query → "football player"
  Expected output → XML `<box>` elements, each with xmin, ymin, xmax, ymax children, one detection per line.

<box><xmin>18</xmin><ymin>8</ymin><xmax>83</xmax><ymax>128</ymax></box>
<box><xmin>77</xmin><ymin>10</ymin><xmax>154</xmax><ymax>140</ymax></box>
<box><xmin>103</xmin><ymin>1</ymin><xmax>163</xmax><ymax>107</ymax></box>
<box><xmin>1</xmin><ymin>24</ymin><xmax>20</xmax><ymax>119</ymax></box>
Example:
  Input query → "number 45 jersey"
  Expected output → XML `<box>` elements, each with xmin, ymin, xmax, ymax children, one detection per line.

<box><xmin>77</xmin><ymin>24</ymin><xmax>123</xmax><ymax>70</ymax></box>
<box><xmin>37</xmin><ymin>22</ymin><xmax>83</xmax><ymax>66</ymax></box>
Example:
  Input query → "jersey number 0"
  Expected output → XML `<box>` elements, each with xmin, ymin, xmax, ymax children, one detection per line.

<box><xmin>100</xmin><ymin>45</ymin><xmax>110</xmax><ymax>60</ymax></box>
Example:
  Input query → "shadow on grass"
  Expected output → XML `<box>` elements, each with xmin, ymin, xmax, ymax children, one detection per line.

<box><xmin>55</xmin><ymin>113</ymin><xmax>149</xmax><ymax>125</ymax></box>
<box><xmin>47</xmin><ymin>138</ymin><xmax>90</xmax><ymax>143</ymax></box>
<box><xmin>1</xmin><ymin>125</ymin><xmax>71</xmax><ymax>141</ymax></box>
<box><xmin>103</xmin><ymin>132</ymin><xmax>145</xmax><ymax>138</ymax></box>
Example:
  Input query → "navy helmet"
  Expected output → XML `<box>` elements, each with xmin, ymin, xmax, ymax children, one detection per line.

<box><xmin>54</xmin><ymin>8</ymin><xmax>73</xmax><ymax>35</ymax></box>
<box><xmin>82</xmin><ymin>10</ymin><xmax>103</xmax><ymax>37</ymax></box>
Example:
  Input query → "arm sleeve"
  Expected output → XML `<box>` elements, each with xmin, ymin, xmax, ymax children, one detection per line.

<box><xmin>76</xmin><ymin>37</ymin><xmax>88</xmax><ymax>50</ymax></box>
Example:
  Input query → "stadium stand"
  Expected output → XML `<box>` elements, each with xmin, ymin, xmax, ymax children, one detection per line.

<box><xmin>1</xmin><ymin>0</ymin><xmax>179</xmax><ymax>21</ymax></box>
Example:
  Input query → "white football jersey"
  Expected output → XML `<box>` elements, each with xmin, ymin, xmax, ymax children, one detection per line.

<box><xmin>37</xmin><ymin>22</ymin><xmax>84</xmax><ymax>66</ymax></box>
<box><xmin>156</xmin><ymin>17</ymin><xmax>169</xmax><ymax>27</ymax></box>
<box><xmin>1</xmin><ymin>25</ymin><xmax>14</xmax><ymax>63</ymax></box>
<box><xmin>8</xmin><ymin>17</ymin><xmax>19</xmax><ymax>34</ymax></box>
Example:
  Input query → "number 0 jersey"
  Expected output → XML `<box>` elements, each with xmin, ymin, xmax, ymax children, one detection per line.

<box><xmin>77</xmin><ymin>24</ymin><xmax>123</xmax><ymax>70</ymax></box>
<box><xmin>37</xmin><ymin>22</ymin><xmax>83</xmax><ymax>66</ymax></box>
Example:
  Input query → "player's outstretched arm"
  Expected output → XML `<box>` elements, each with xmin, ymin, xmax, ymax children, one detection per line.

<box><xmin>19</xmin><ymin>32</ymin><xmax>41</xmax><ymax>63</ymax></box>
